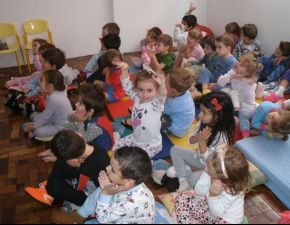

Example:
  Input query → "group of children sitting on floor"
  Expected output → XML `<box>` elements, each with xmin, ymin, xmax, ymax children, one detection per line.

<box><xmin>3</xmin><ymin>2</ymin><xmax>290</xmax><ymax>224</ymax></box>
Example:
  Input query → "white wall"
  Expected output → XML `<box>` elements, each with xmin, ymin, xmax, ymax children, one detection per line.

<box><xmin>113</xmin><ymin>0</ymin><xmax>208</xmax><ymax>52</ymax></box>
<box><xmin>207</xmin><ymin>0</ymin><xmax>290</xmax><ymax>56</ymax></box>
<box><xmin>0</xmin><ymin>0</ymin><xmax>113</xmax><ymax>68</ymax></box>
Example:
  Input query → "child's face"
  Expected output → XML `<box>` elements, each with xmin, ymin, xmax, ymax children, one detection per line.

<box><xmin>266</xmin><ymin>111</ymin><xmax>280</xmax><ymax>128</ymax></box>
<box><xmin>215</xmin><ymin>41</ymin><xmax>230</xmax><ymax>58</ymax></box>
<box><xmin>204</xmin><ymin>154</ymin><xmax>220</xmax><ymax>179</ymax></box>
<box><xmin>187</xmin><ymin>36</ymin><xmax>199</xmax><ymax>45</ymax></box>
<box><xmin>32</xmin><ymin>41</ymin><xmax>41</xmax><ymax>54</ymax></box>
<box><xmin>232</xmin><ymin>61</ymin><xmax>249</xmax><ymax>77</ymax></box>
<box><xmin>40</xmin><ymin>57</ymin><xmax>56</xmax><ymax>72</ymax></box>
<box><xmin>182</xmin><ymin>20</ymin><xmax>191</xmax><ymax>31</ymax></box>
<box><xmin>274</xmin><ymin>46</ymin><xmax>283</xmax><ymax>58</ymax></box>
<box><xmin>109</xmin><ymin>56</ymin><xmax>122</xmax><ymax>71</ymax></box>
<box><xmin>204</xmin><ymin>44</ymin><xmax>215</xmax><ymax>55</ymax></box>
<box><xmin>146</xmin><ymin>31</ymin><xmax>155</xmax><ymax>43</ymax></box>
<box><xmin>198</xmin><ymin>104</ymin><xmax>214</xmax><ymax>125</ymax></box>
<box><xmin>106</xmin><ymin>154</ymin><xmax>126</xmax><ymax>185</ymax></box>
<box><xmin>242</xmin><ymin>33</ymin><xmax>254</xmax><ymax>46</ymax></box>
<box><xmin>136</xmin><ymin>80</ymin><xmax>157</xmax><ymax>104</ymax></box>
<box><xmin>75</xmin><ymin>95</ymin><xmax>86</xmax><ymax>112</ymax></box>
<box><xmin>39</xmin><ymin>75</ymin><xmax>49</xmax><ymax>94</ymax></box>
<box><xmin>155</xmin><ymin>41</ymin><xmax>168</xmax><ymax>54</ymax></box>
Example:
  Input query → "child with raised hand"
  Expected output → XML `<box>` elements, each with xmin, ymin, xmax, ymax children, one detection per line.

<box><xmin>234</xmin><ymin>24</ymin><xmax>264</xmax><ymax>59</ymax></box>
<box><xmin>173</xmin><ymin>145</ymin><xmax>252</xmax><ymax>224</ymax></box>
<box><xmin>93</xmin><ymin>49</ymin><xmax>125</xmax><ymax>102</ymax></box>
<box><xmin>112</xmin><ymin>61</ymin><xmax>167</xmax><ymax>158</ymax></box>
<box><xmin>166</xmin><ymin>91</ymin><xmax>235</xmax><ymax>190</ymax></box>
<box><xmin>77</xmin><ymin>23</ymin><xmax>121</xmax><ymax>82</ymax></box>
<box><xmin>22</xmin><ymin>70</ymin><xmax>73</xmax><ymax>138</ymax></box>
<box><xmin>225</xmin><ymin>22</ymin><xmax>241</xmax><ymax>53</ymax></box>
<box><xmin>174</xmin><ymin>28</ymin><xmax>205</xmax><ymax>68</ymax></box>
<box><xmin>32</xmin><ymin>38</ymin><xmax>48</xmax><ymax>71</ymax></box>
<box><xmin>140</xmin><ymin>27</ymin><xmax>162</xmax><ymax>67</ymax></box>
<box><xmin>218</xmin><ymin>53</ymin><xmax>263</xmax><ymax>117</ymax></box>
<box><xmin>161</xmin><ymin>68</ymin><xmax>195</xmax><ymax>137</ymax></box>
<box><xmin>146</xmin><ymin>34</ymin><xmax>175</xmax><ymax>75</ymax></box>
<box><xmin>239</xmin><ymin>101</ymin><xmax>290</xmax><ymax>140</ymax></box>
<box><xmin>257</xmin><ymin>41</ymin><xmax>290</xmax><ymax>84</ymax></box>
<box><xmin>25</xmin><ymin>130</ymin><xmax>110</xmax><ymax>209</ymax></box>
<box><xmin>50</xmin><ymin>146</ymin><xmax>155</xmax><ymax>224</ymax></box>
<box><xmin>197</xmin><ymin>33</ymin><xmax>237</xmax><ymax>90</ymax></box>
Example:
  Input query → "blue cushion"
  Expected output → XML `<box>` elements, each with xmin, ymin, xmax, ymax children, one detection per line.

<box><xmin>152</xmin><ymin>132</ymin><xmax>174</xmax><ymax>160</ymax></box>
<box><xmin>235</xmin><ymin>136</ymin><xmax>290</xmax><ymax>209</ymax></box>
<box><xmin>129</xmin><ymin>65</ymin><xmax>141</xmax><ymax>74</ymax></box>
<box><xmin>154</xmin><ymin>201</ymin><xmax>173</xmax><ymax>224</ymax></box>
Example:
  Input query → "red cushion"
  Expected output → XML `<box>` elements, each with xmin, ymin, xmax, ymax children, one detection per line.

<box><xmin>106</xmin><ymin>99</ymin><xmax>134</xmax><ymax>120</ymax></box>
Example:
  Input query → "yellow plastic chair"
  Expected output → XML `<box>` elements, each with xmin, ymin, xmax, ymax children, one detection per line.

<box><xmin>23</xmin><ymin>19</ymin><xmax>53</xmax><ymax>73</ymax></box>
<box><xmin>0</xmin><ymin>23</ymin><xmax>25</xmax><ymax>74</ymax></box>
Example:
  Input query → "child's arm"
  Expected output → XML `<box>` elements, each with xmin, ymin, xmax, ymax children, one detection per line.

<box><xmin>251</xmin><ymin>104</ymin><xmax>272</xmax><ymax>130</ymax></box>
<box><xmin>147</xmin><ymin>49</ymin><xmax>166</xmax><ymax>73</ymax></box>
<box><xmin>152</xmin><ymin>72</ymin><xmax>167</xmax><ymax>97</ymax></box>
<box><xmin>252</xmin><ymin>40</ymin><xmax>265</xmax><ymax>57</ymax></box>
<box><xmin>190</xmin><ymin>55</ymin><xmax>206</xmax><ymax>65</ymax></box>
<box><xmin>174</xmin><ymin>54</ymin><xmax>183</xmax><ymax>68</ymax></box>
<box><xmin>102</xmin><ymin>67</ymin><xmax>111</xmax><ymax>86</ymax></box>
<box><xmin>33</xmin><ymin>54</ymin><xmax>42</xmax><ymax>71</ymax></box>
<box><xmin>217</xmin><ymin>69</ymin><xmax>237</xmax><ymax>87</ymax></box>
<box><xmin>194</xmin><ymin>171</ymin><xmax>211</xmax><ymax>196</ymax></box>
<box><xmin>186</xmin><ymin>2</ymin><xmax>196</xmax><ymax>15</ymax></box>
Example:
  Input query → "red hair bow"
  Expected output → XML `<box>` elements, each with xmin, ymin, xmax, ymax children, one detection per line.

<box><xmin>211</xmin><ymin>98</ymin><xmax>222</xmax><ymax>111</ymax></box>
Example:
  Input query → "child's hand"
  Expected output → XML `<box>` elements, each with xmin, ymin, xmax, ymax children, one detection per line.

<box><xmin>102</xmin><ymin>183</ymin><xmax>131</xmax><ymax>196</ymax></box>
<box><xmin>146</xmin><ymin>48</ymin><xmax>155</xmax><ymax>58</ymax></box>
<box><xmin>74</xmin><ymin>109</ymin><xmax>88</xmax><ymax>124</ymax></box>
<box><xmin>98</xmin><ymin>171</ymin><xmax>112</xmax><ymax>190</ymax></box>
<box><xmin>24</xmin><ymin>123</ymin><xmax>35</xmax><ymax>133</ymax></box>
<box><xmin>230</xmin><ymin>73</ymin><xmax>244</xmax><ymax>81</ymax></box>
<box><xmin>274</xmin><ymin>56</ymin><xmax>289</xmax><ymax>65</ymax></box>
<box><xmin>209</xmin><ymin>179</ymin><xmax>223</xmax><ymax>197</ymax></box>
<box><xmin>176</xmin><ymin>24</ymin><xmax>182</xmax><ymax>28</ymax></box>
<box><xmin>112</xmin><ymin>61</ymin><xmax>129</xmax><ymax>71</ymax></box>
<box><xmin>189</xmin><ymin>2</ymin><xmax>196</xmax><ymax>12</ymax></box>
<box><xmin>252</xmin><ymin>51</ymin><xmax>260</xmax><ymax>57</ymax></box>
<box><xmin>197</xmin><ymin>126</ymin><xmax>212</xmax><ymax>143</ymax></box>
<box><xmin>152</xmin><ymin>72</ymin><xmax>166</xmax><ymax>86</ymax></box>
<box><xmin>273</xmin><ymin>133</ymin><xmax>285</xmax><ymax>139</ymax></box>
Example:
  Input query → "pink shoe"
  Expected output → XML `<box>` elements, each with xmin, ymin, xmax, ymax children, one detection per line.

<box><xmin>263</xmin><ymin>92</ymin><xmax>283</xmax><ymax>103</ymax></box>
<box><xmin>275</xmin><ymin>101</ymin><xmax>287</xmax><ymax>110</ymax></box>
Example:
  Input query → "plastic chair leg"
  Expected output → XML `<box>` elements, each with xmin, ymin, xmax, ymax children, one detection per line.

<box><xmin>25</xmin><ymin>49</ymin><xmax>31</xmax><ymax>73</ymax></box>
<box><xmin>15</xmin><ymin>51</ymin><xmax>22</xmax><ymax>74</ymax></box>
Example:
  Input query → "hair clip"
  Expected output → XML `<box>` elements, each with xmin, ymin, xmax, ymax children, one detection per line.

<box><xmin>210</xmin><ymin>98</ymin><xmax>222</xmax><ymax>111</ymax></box>
<box><xmin>215</xmin><ymin>144</ymin><xmax>228</xmax><ymax>179</ymax></box>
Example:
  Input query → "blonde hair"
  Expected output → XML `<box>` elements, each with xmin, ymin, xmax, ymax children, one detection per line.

<box><xmin>239</xmin><ymin>53</ymin><xmax>263</xmax><ymax>77</ymax></box>
<box><xmin>211</xmin><ymin>146</ymin><xmax>252</xmax><ymax>195</ymax></box>
<box><xmin>188</xmin><ymin>28</ymin><xmax>202</xmax><ymax>41</ymax></box>
<box><xmin>271</xmin><ymin>109</ymin><xmax>290</xmax><ymax>140</ymax></box>
<box><xmin>133</xmin><ymin>70</ymin><xmax>158</xmax><ymax>89</ymax></box>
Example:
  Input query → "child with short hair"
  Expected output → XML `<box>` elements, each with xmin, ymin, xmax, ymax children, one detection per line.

<box><xmin>113</xmin><ymin>62</ymin><xmax>167</xmax><ymax>158</ymax></box>
<box><xmin>78</xmin><ymin>23</ymin><xmax>121</xmax><ymax>81</ymax></box>
<box><xmin>147</xmin><ymin>34</ymin><xmax>175</xmax><ymax>75</ymax></box>
<box><xmin>173</xmin><ymin>145</ymin><xmax>251</xmax><ymax>224</ymax></box>
<box><xmin>93</xmin><ymin>49</ymin><xmax>125</xmax><ymax>102</ymax></box>
<box><xmin>218</xmin><ymin>53</ymin><xmax>264</xmax><ymax>117</ymax></box>
<box><xmin>84</xmin><ymin>34</ymin><xmax>121</xmax><ymax>84</ymax></box>
<box><xmin>197</xmin><ymin>33</ymin><xmax>237</xmax><ymax>90</ymax></box>
<box><xmin>50</xmin><ymin>146</ymin><xmax>155</xmax><ymax>224</ymax></box>
<box><xmin>225</xmin><ymin>22</ymin><xmax>241</xmax><ymax>53</ymax></box>
<box><xmin>161</xmin><ymin>68</ymin><xmax>195</xmax><ymax>137</ymax></box>
<box><xmin>239</xmin><ymin>101</ymin><xmax>290</xmax><ymax>140</ymax></box>
<box><xmin>165</xmin><ymin>91</ymin><xmax>235</xmax><ymax>190</ymax></box>
<box><xmin>174</xmin><ymin>28</ymin><xmax>204</xmax><ymax>68</ymax></box>
<box><xmin>258</xmin><ymin>41</ymin><xmax>290</xmax><ymax>84</ymax></box>
<box><xmin>234</xmin><ymin>23</ymin><xmax>264</xmax><ymax>59</ymax></box>
<box><xmin>22</xmin><ymin>70</ymin><xmax>73</xmax><ymax>138</ymax></box>
<box><xmin>140</xmin><ymin>27</ymin><xmax>163</xmax><ymax>66</ymax></box>
<box><xmin>25</xmin><ymin>130</ymin><xmax>110</xmax><ymax>208</ymax></box>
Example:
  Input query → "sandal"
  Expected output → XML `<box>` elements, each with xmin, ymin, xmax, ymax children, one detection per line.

<box><xmin>121</xmin><ymin>118</ymin><xmax>133</xmax><ymax>130</ymax></box>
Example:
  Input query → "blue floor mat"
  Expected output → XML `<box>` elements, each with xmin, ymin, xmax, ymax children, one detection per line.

<box><xmin>129</xmin><ymin>65</ymin><xmax>141</xmax><ymax>74</ymax></box>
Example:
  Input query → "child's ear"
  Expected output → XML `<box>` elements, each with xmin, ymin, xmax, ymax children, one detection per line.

<box><xmin>52</xmin><ymin>65</ymin><xmax>57</xmax><ymax>70</ymax></box>
<box><xmin>124</xmin><ymin>179</ymin><xmax>135</xmax><ymax>187</ymax></box>
<box><xmin>227</xmin><ymin>46</ymin><xmax>232</xmax><ymax>52</ymax></box>
<box><xmin>88</xmin><ymin>109</ymin><xmax>94</xmax><ymax>116</ymax></box>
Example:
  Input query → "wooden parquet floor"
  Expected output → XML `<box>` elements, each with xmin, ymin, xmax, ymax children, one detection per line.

<box><xmin>0</xmin><ymin>52</ymin><xmax>287</xmax><ymax>224</ymax></box>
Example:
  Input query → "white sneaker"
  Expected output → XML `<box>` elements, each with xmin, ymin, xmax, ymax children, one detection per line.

<box><xmin>166</xmin><ymin>165</ymin><xmax>191</xmax><ymax>178</ymax></box>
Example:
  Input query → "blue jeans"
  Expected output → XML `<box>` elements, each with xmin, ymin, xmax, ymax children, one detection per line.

<box><xmin>112</xmin><ymin>122</ymin><xmax>125</xmax><ymax>137</ymax></box>
<box><xmin>84</xmin><ymin>50</ymin><xmax>105</xmax><ymax>73</ymax></box>
<box><xmin>26</xmin><ymin>78</ymin><xmax>41</xmax><ymax>97</ymax></box>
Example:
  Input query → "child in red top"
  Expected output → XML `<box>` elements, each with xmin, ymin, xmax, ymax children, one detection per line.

<box><xmin>93</xmin><ymin>49</ymin><xmax>125</xmax><ymax>102</ymax></box>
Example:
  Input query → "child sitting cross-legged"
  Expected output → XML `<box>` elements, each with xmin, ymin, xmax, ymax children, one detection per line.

<box><xmin>50</xmin><ymin>146</ymin><xmax>155</xmax><ymax>224</ymax></box>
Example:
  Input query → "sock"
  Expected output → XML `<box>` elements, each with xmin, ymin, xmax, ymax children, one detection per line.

<box><xmin>178</xmin><ymin>178</ymin><xmax>190</xmax><ymax>190</ymax></box>
<box><xmin>234</xmin><ymin>111</ymin><xmax>239</xmax><ymax>118</ymax></box>
<box><xmin>275</xmin><ymin>86</ymin><xmax>285</xmax><ymax>98</ymax></box>
<box><xmin>284</xmin><ymin>100</ymin><xmax>290</xmax><ymax>108</ymax></box>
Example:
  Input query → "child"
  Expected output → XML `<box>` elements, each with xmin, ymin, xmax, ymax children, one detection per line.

<box><xmin>161</xmin><ymin>68</ymin><xmax>195</xmax><ymax>137</ymax></box>
<box><xmin>140</xmin><ymin>27</ymin><xmax>162</xmax><ymax>66</ymax></box>
<box><xmin>50</xmin><ymin>146</ymin><xmax>155</xmax><ymax>224</ymax></box>
<box><xmin>38</xmin><ymin>83</ymin><xmax>114</xmax><ymax>163</ymax></box>
<box><xmin>32</xmin><ymin>38</ymin><xmax>48</xmax><ymax>71</ymax></box>
<box><xmin>197</xmin><ymin>33</ymin><xmax>237</xmax><ymax>90</ymax></box>
<box><xmin>25</xmin><ymin>130</ymin><xmax>110</xmax><ymax>207</ymax></box>
<box><xmin>22</xmin><ymin>70</ymin><xmax>73</xmax><ymax>138</ymax></box>
<box><xmin>184</xmin><ymin>35</ymin><xmax>217</xmax><ymax>77</ymax></box>
<box><xmin>218</xmin><ymin>53</ymin><xmax>263</xmax><ymax>117</ymax></box>
<box><xmin>239</xmin><ymin>101</ymin><xmax>290</xmax><ymax>140</ymax></box>
<box><xmin>84</xmin><ymin>34</ymin><xmax>121</xmax><ymax>84</ymax></box>
<box><xmin>147</xmin><ymin>34</ymin><xmax>176</xmax><ymax>75</ymax></box>
<box><xmin>78</xmin><ymin>23</ymin><xmax>121</xmax><ymax>81</ymax></box>
<box><xmin>173</xmin><ymin>145</ymin><xmax>252</xmax><ymax>224</ymax></box>
<box><xmin>5</xmin><ymin>42</ymin><xmax>52</xmax><ymax>92</ymax></box>
<box><xmin>234</xmin><ymin>24</ymin><xmax>264</xmax><ymax>60</ymax></box>
<box><xmin>93</xmin><ymin>49</ymin><xmax>125</xmax><ymax>102</ymax></box>
<box><xmin>225</xmin><ymin>22</ymin><xmax>241</xmax><ymax>53</ymax></box>
<box><xmin>174</xmin><ymin>28</ymin><xmax>205</xmax><ymax>68</ymax></box>
<box><xmin>261</xmin><ymin>62</ymin><xmax>290</xmax><ymax>105</ymax></box>
<box><xmin>258</xmin><ymin>41</ymin><xmax>290</xmax><ymax>84</ymax></box>
<box><xmin>164</xmin><ymin>91</ymin><xmax>235</xmax><ymax>190</ymax></box>
<box><xmin>113</xmin><ymin>62</ymin><xmax>167</xmax><ymax>159</ymax></box>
